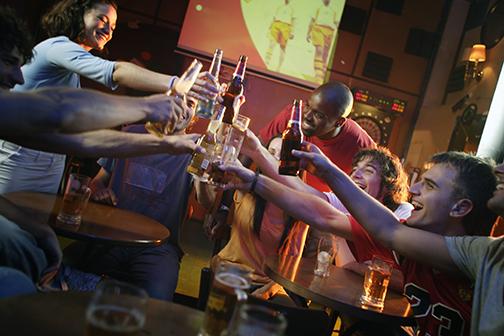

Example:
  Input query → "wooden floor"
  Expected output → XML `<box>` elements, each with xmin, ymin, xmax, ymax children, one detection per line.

<box><xmin>176</xmin><ymin>218</ymin><xmax>214</xmax><ymax>298</ymax></box>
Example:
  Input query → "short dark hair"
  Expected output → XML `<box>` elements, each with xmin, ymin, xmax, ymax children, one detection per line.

<box><xmin>314</xmin><ymin>82</ymin><xmax>354</xmax><ymax>118</ymax></box>
<box><xmin>0</xmin><ymin>6</ymin><xmax>34</xmax><ymax>63</ymax></box>
<box><xmin>42</xmin><ymin>0</ymin><xmax>117</xmax><ymax>41</ymax></box>
<box><xmin>428</xmin><ymin>151</ymin><xmax>497</xmax><ymax>235</ymax></box>
<box><xmin>352</xmin><ymin>147</ymin><xmax>409</xmax><ymax>211</ymax></box>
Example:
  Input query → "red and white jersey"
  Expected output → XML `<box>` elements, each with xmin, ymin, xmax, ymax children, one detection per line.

<box><xmin>349</xmin><ymin>216</ymin><xmax>473</xmax><ymax>336</ymax></box>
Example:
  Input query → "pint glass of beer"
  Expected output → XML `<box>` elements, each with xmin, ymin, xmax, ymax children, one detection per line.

<box><xmin>57</xmin><ymin>173</ymin><xmax>92</xmax><ymax>226</ymax></box>
<box><xmin>85</xmin><ymin>280</ymin><xmax>148</xmax><ymax>336</ymax></box>
<box><xmin>360</xmin><ymin>256</ymin><xmax>392</xmax><ymax>309</ymax></box>
<box><xmin>199</xmin><ymin>262</ymin><xmax>251</xmax><ymax>336</ymax></box>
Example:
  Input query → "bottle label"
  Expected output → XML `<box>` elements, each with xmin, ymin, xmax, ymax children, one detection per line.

<box><xmin>201</xmin><ymin>159</ymin><xmax>210</xmax><ymax>170</ymax></box>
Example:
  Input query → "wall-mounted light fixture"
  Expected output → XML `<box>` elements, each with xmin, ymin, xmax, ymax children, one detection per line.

<box><xmin>465</xmin><ymin>44</ymin><xmax>486</xmax><ymax>81</ymax></box>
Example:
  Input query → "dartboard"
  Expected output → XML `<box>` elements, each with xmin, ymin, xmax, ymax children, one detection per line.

<box><xmin>354</xmin><ymin>116</ymin><xmax>383</xmax><ymax>145</ymax></box>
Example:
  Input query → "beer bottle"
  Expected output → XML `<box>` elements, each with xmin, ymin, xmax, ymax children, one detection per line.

<box><xmin>196</xmin><ymin>49</ymin><xmax>223</xmax><ymax>119</ymax></box>
<box><xmin>186</xmin><ymin>104</ymin><xmax>225</xmax><ymax>180</ymax></box>
<box><xmin>221</xmin><ymin>55</ymin><xmax>248</xmax><ymax>125</ymax></box>
<box><xmin>278</xmin><ymin>99</ymin><xmax>303</xmax><ymax>176</ymax></box>
<box><xmin>145</xmin><ymin>59</ymin><xmax>202</xmax><ymax>137</ymax></box>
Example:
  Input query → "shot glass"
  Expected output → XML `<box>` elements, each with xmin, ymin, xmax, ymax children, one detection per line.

<box><xmin>313</xmin><ymin>234</ymin><xmax>338</xmax><ymax>277</ymax></box>
<box><xmin>228</xmin><ymin>304</ymin><xmax>287</xmax><ymax>336</ymax></box>
<box><xmin>85</xmin><ymin>280</ymin><xmax>148</xmax><ymax>336</ymax></box>
<box><xmin>360</xmin><ymin>256</ymin><xmax>392</xmax><ymax>309</ymax></box>
<box><xmin>57</xmin><ymin>173</ymin><xmax>92</xmax><ymax>226</ymax></box>
<box><xmin>199</xmin><ymin>262</ymin><xmax>251</xmax><ymax>336</ymax></box>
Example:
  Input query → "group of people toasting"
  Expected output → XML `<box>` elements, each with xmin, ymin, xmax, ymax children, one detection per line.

<box><xmin>0</xmin><ymin>0</ymin><xmax>502</xmax><ymax>336</ymax></box>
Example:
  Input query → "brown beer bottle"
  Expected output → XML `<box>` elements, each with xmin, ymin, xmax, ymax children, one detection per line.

<box><xmin>221</xmin><ymin>55</ymin><xmax>247</xmax><ymax>125</ymax></box>
<box><xmin>278</xmin><ymin>99</ymin><xmax>304</xmax><ymax>176</ymax></box>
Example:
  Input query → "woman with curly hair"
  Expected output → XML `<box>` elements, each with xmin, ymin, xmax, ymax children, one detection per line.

<box><xmin>0</xmin><ymin>0</ymin><xmax>217</xmax><ymax>194</ymax></box>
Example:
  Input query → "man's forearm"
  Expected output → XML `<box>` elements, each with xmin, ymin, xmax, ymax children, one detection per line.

<box><xmin>252</xmin><ymin>146</ymin><xmax>324</xmax><ymax>197</ymax></box>
<box><xmin>1</xmin><ymin>89</ymin><xmax>153</xmax><ymax>135</ymax></box>
<box><xmin>253</xmin><ymin>174</ymin><xmax>352</xmax><ymax>239</ymax></box>
<box><xmin>6</xmin><ymin>130</ymin><xmax>179</xmax><ymax>158</ymax></box>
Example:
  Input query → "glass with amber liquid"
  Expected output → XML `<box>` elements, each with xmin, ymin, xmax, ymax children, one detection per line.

<box><xmin>187</xmin><ymin>105</ymin><xmax>225</xmax><ymax>181</ymax></box>
<box><xmin>278</xmin><ymin>99</ymin><xmax>303</xmax><ymax>176</ymax></box>
<box><xmin>196</xmin><ymin>48</ymin><xmax>223</xmax><ymax>119</ymax></box>
<box><xmin>360</xmin><ymin>257</ymin><xmax>392</xmax><ymax>309</ymax></box>
<box><xmin>145</xmin><ymin>59</ymin><xmax>202</xmax><ymax>137</ymax></box>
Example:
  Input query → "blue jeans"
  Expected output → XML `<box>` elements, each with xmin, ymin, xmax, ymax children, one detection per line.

<box><xmin>0</xmin><ymin>215</ymin><xmax>47</xmax><ymax>282</ymax></box>
<box><xmin>69</xmin><ymin>242</ymin><xmax>181</xmax><ymax>301</ymax></box>
<box><xmin>0</xmin><ymin>267</ymin><xmax>36</xmax><ymax>298</ymax></box>
<box><xmin>0</xmin><ymin>140</ymin><xmax>65</xmax><ymax>195</ymax></box>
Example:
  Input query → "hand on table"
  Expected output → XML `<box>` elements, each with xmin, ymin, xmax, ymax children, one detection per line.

<box><xmin>251</xmin><ymin>281</ymin><xmax>283</xmax><ymax>300</ymax></box>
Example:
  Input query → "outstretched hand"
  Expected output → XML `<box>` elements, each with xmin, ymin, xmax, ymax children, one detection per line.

<box><xmin>218</xmin><ymin>161</ymin><xmax>256</xmax><ymax>191</ymax></box>
<box><xmin>162</xmin><ymin>133</ymin><xmax>204</xmax><ymax>155</ymax></box>
<box><xmin>188</xmin><ymin>71</ymin><xmax>221</xmax><ymax>103</ymax></box>
<box><xmin>239</xmin><ymin>129</ymin><xmax>262</xmax><ymax>159</ymax></box>
<box><xmin>292</xmin><ymin>142</ymin><xmax>335</xmax><ymax>180</ymax></box>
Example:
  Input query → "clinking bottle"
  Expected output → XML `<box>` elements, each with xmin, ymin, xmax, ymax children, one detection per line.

<box><xmin>278</xmin><ymin>99</ymin><xmax>303</xmax><ymax>176</ymax></box>
<box><xmin>196</xmin><ymin>49</ymin><xmax>223</xmax><ymax>119</ymax></box>
<box><xmin>186</xmin><ymin>104</ymin><xmax>225</xmax><ymax>180</ymax></box>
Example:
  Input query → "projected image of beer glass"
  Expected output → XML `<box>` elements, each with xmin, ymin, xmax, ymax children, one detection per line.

<box><xmin>199</xmin><ymin>262</ymin><xmax>251</xmax><ymax>336</ymax></box>
<box><xmin>360</xmin><ymin>256</ymin><xmax>392</xmax><ymax>309</ymax></box>
<box><xmin>145</xmin><ymin>59</ymin><xmax>202</xmax><ymax>137</ymax></box>
<box><xmin>57</xmin><ymin>173</ymin><xmax>92</xmax><ymax>226</ymax></box>
<box><xmin>208</xmin><ymin>115</ymin><xmax>250</xmax><ymax>187</ymax></box>
<box><xmin>313</xmin><ymin>234</ymin><xmax>337</xmax><ymax>277</ymax></box>
<box><xmin>228</xmin><ymin>304</ymin><xmax>287</xmax><ymax>336</ymax></box>
<box><xmin>85</xmin><ymin>280</ymin><xmax>148</xmax><ymax>336</ymax></box>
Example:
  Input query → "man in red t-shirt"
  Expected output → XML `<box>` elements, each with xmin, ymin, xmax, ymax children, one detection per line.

<box><xmin>222</xmin><ymin>148</ymin><xmax>497</xmax><ymax>336</ymax></box>
<box><xmin>260</xmin><ymin>81</ymin><xmax>375</xmax><ymax>256</ymax></box>
<box><xmin>259</xmin><ymin>81</ymin><xmax>375</xmax><ymax>192</ymax></box>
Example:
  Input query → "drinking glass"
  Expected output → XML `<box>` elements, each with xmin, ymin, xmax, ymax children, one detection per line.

<box><xmin>85</xmin><ymin>280</ymin><xmax>148</xmax><ymax>336</ymax></box>
<box><xmin>57</xmin><ymin>173</ymin><xmax>92</xmax><ymax>226</ymax></box>
<box><xmin>199</xmin><ymin>262</ymin><xmax>251</xmax><ymax>336</ymax></box>
<box><xmin>145</xmin><ymin>59</ymin><xmax>202</xmax><ymax>137</ymax></box>
<box><xmin>208</xmin><ymin>115</ymin><xmax>250</xmax><ymax>187</ymax></box>
<box><xmin>228</xmin><ymin>304</ymin><xmax>287</xmax><ymax>336</ymax></box>
<box><xmin>360</xmin><ymin>256</ymin><xmax>392</xmax><ymax>309</ymax></box>
<box><xmin>313</xmin><ymin>234</ymin><xmax>338</xmax><ymax>277</ymax></box>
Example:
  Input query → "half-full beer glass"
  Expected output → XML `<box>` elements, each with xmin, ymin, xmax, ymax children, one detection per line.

<box><xmin>199</xmin><ymin>262</ymin><xmax>251</xmax><ymax>336</ymax></box>
<box><xmin>360</xmin><ymin>256</ymin><xmax>392</xmax><ymax>309</ymax></box>
<box><xmin>85</xmin><ymin>280</ymin><xmax>148</xmax><ymax>336</ymax></box>
<box><xmin>57</xmin><ymin>173</ymin><xmax>92</xmax><ymax>226</ymax></box>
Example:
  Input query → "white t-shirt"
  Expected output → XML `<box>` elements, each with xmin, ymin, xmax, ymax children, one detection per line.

<box><xmin>323</xmin><ymin>192</ymin><xmax>413</xmax><ymax>265</ymax></box>
<box><xmin>445</xmin><ymin>235</ymin><xmax>504</xmax><ymax>336</ymax></box>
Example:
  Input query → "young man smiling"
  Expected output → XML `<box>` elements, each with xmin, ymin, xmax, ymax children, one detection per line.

<box><xmin>222</xmin><ymin>148</ymin><xmax>497</xmax><ymax>336</ymax></box>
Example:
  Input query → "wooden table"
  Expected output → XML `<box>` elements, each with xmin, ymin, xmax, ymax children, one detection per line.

<box><xmin>264</xmin><ymin>255</ymin><xmax>414</xmax><ymax>327</ymax></box>
<box><xmin>4</xmin><ymin>192</ymin><xmax>170</xmax><ymax>247</ymax></box>
<box><xmin>0</xmin><ymin>291</ymin><xmax>203</xmax><ymax>335</ymax></box>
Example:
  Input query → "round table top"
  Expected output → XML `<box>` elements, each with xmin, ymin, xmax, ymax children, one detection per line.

<box><xmin>0</xmin><ymin>291</ymin><xmax>203</xmax><ymax>335</ymax></box>
<box><xmin>4</xmin><ymin>191</ymin><xmax>170</xmax><ymax>246</ymax></box>
<box><xmin>264</xmin><ymin>255</ymin><xmax>415</xmax><ymax>326</ymax></box>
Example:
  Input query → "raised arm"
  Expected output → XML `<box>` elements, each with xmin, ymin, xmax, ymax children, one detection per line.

<box><xmin>5</xmin><ymin>130</ymin><xmax>201</xmax><ymax>158</ymax></box>
<box><xmin>292</xmin><ymin>146</ymin><xmax>459</xmax><ymax>273</ymax></box>
<box><xmin>222</xmin><ymin>162</ymin><xmax>353</xmax><ymax>240</ymax></box>
<box><xmin>113</xmin><ymin>62</ymin><xmax>219</xmax><ymax>101</ymax></box>
<box><xmin>0</xmin><ymin>88</ymin><xmax>188</xmax><ymax>135</ymax></box>
<box><xmin>241</xmin><ymin>130</ymin><xmax>326</xmax><ymax>198</ymax></box>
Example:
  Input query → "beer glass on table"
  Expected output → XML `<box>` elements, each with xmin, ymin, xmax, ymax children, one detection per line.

<box><xmin>313</xmin><ymin>234</ymin><xmax>338</xmax><ymax>277</ymax></box>
<box><xmin>85</xmin><ymin>280</ymin><xmax>148</xmax><ymax>336</ymax></box>
<box><xmin>145</xmin><ymin>59</ymin><xmax>203</xmax><ymax>137</ymax></box>
<box><xmin>208</xmin><ymin>115</ymin><xmax>250</xmax><ymax>188</ymax></box>
<box><xmin>199</xmin><ymin>262</ymin><xmax>251</xmax><ymax>336</ymax></box>
<box><xmin>227</xmin><ymin>304</ymin><xmax>287</xmax><ymax>336</ymax></box>
<box><xmin>57</xmin><ymin>173</ymin><xmax>92</xmax><ymax>226</ymax></box>
<box><xmin>360</xmin><ymin>256</ymin><xmax>392</xmax><ymax>310</ymax></box>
